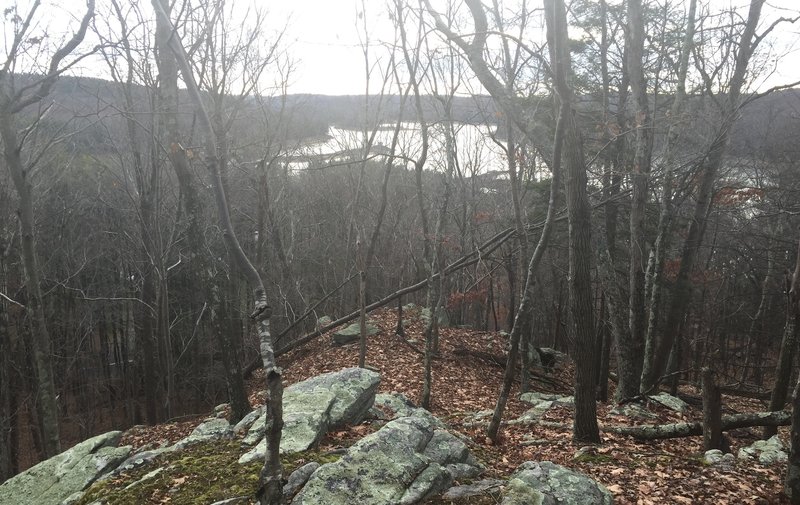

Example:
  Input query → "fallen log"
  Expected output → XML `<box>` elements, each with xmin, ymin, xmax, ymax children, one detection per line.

<box><xmin>246</xmin><ymin>192</ymin><xmax>629</xmax><ymax>372</ymax></box>
<box><xmin>608</xmin><ymin>410</ymin><xmax>790</xmax><ymax>440</ymax></box>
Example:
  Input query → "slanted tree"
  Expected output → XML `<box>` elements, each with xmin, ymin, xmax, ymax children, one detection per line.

<box><xmin>150</xmin><ymin>2</ymin><xmax>283</xmax><ymax>502</ymax></box>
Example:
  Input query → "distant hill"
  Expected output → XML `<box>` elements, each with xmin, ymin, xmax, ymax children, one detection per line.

<box><xmin>19</xmin><ymin>74</ymin><xmax>800</xmax><ymax>161</ymax></box>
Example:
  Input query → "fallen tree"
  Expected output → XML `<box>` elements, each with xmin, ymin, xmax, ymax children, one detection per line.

<box><xmin>608</xmin><ymin>410</ymin><xmax>790</xmax><ymax>440</ymax></box>
<box><xmin>240</xmin><ymin>189</ymin><xmax>631</xmax><ymax>377</ymax></box>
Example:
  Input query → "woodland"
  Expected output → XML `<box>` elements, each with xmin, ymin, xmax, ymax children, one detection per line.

<box><xmin>2</xmin><ymin>0</ymin><xmax>800</xmax><ymax>503</ymax></box>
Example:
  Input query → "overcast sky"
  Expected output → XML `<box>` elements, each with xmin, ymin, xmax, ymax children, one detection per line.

<box><xmin>272</xmin><ymin>0</ymin><xmax>800</xmax><ymax>95</ymax></box>
<box><xmin>8</xmin><ymin>0</ymin><xmax>800</xmax><ymax>95</ymax></box>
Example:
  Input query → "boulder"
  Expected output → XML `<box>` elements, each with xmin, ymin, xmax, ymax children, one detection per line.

<box><xmin>420</xmin><ymin>307</ymin><xmax>450</xmax><ymax>328</ymax></box>
<box><xmin>175</xmin><ymin>417</ymin><xmax>233</xmax><ymax>448</ymax></box>
<box><xmin>519</xmin><ymin>392</ymin><xmax>573</xmax><ymax>405</ymax></box>
<box><xmin>703</xmin><ymin>449</ymin><xmax>736</xmax><ymax>470</ymax></box>
<box><xmin>442</xmin><ymin>479</ymin><xmax>505</xmax><ymax>501</ymax></box>
<box><xmin>332</xmin><ymin>322</ymin><xmax>379</xmax><ymax>346</ymax></box>
<box><xmin>535</xmin><ymin>348</ymin><xmax>567</xmax><ymax>371</ymax></box>
<box><xmin>649</xmin><ymin>392</ymin><xmax>690</xmax><ymax>414</ymax></box>
<box><xmin>292</xmin><ymin>415</ymin><xmax>481</xmax><ymax>505</ymax></box>
<box><xmin>240</xmin><ymin>390</ymin><xmax>336</xmax><ymax>464</ymax></box>
<box><xmin>284</xmin><ymin>462</ymin><xmax>321</xmax><ymax>499</ymax></box>
<box><xmin>372</xmin><ymin>392</ymin><xmax>444</xmax><ymax>428</ymax></box>
<box><xmin>0</xmin><ymin>431</ymin><xmax>131</xmax><ymax>505</ymax></box>
<box><xmin>317</xmin><ymin>315</ymin><xmax>333</xmax><ymax>329</ymax></box>
<box><xmin>240</xmin><ymin>367</ymin><xmax>380</xmax><ymax>464</ymax></box>
<box><xmin>289</xmin><ymin>367</ymin><xmax>380</xmax><ymax>427</ymax></box>
<box><xmin>737</xmin><ymin>435</ymin><xmax>788</xmax><ymax>465</ymax></box>
<box><xmin>513</xmin><ymin>393</ymin><xmax>574</xmax><ymax>424</ymax></box>
<box><xmin>501</xmin><ymin>461</ymin><xmax>613</xmax><ymax>505</ymax></box>
<box><xmin>233</xmin><ymin>406</ymin><xmax>264</xmax><ymax>435</ymax></box>
<box><xmin>111</xmin><ymin>446</ymin><xmax>175</xmax><ymax>475</ymax></box>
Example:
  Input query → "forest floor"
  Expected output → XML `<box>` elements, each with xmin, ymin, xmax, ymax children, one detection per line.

<box><xmin>121</xmin><ymin>306</ymin><xmax>789</xmax><ymax>504</ymax></box>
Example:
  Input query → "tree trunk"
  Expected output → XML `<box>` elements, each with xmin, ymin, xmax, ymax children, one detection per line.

<box><xmin>0</xmin><ymin>113</ymin><xmax>61</xmax><ymax>458</ymax></box>
<box><xmin>611</xmin><ymin>410</ymin><xmax>790</xmax><ymax>440</ymax></box>
<box><xmin>786</xmin><ymin>372</ymin><xmax>800</xmax><ymax>503</ymax></box>
<box><xmin>765</xmin><ymin>280</ymin><xmax>800</xmax><ymax>437</ymax></box>
<box><xmin>620</xmin><ymin>0</ymin><xmax>653</xmax><ymax>400</ymax></box>
<box><xmin>643</xmin><ymin>0</ymin><xmax>764</xmax><ymax>391</ymax></box>
<box><xmin>544</xmin><ymin>0</ymin><xmax>600</xmax><ymax>444</ymax></box>
<box><xmin>150</xmin><ymin>3</ymin><xmax>283</xmax><ymax>501</ymax></box>
<box><xmin>702</xmin><ymin>367</ymin><xmax>722</xmax><ymax>450</ymax></box>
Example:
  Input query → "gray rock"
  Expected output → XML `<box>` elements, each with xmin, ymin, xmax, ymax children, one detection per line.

<box><xmin>292</xmin><ymin>416</ymin><xmax>480</xmax><ymax>505</ymax></box>
<box><xmin>111</xmin><ymin>446</ymin><xmax>175</xmax><ymax>476</ymax></box>
<box><xmin>501</xmin><ymin>461</ymin><xmax>613</xmax><ymax>505</ymax></box>
<box><xmin>0</xmin><ymin>431</ymin><xmax>131</xmax><ymax>505</ymax></box>
<box><xmin>510</xmin><ymin>402</ymin><xmax>554</xmax><ymax>425</ymax></box>
<box><xmin>317</xmin><ymin>315</ymin><xmax>333</xmax><ymax>329</ymax></box>
<box><xmin>461</xmin><ymin>409</ymin><xmax>494</xmax><ymax>428</ymax></box>
<box><xmin>288</xmin><ymin>367</ymin><xmax>380</xmax><ymax>428</ymax></box>
<box><xmin>234</xmin><ymin>406</ymin><xmax>264</xmax><ymax>436</ymax></box>
<box><xmin>519</xmin><ymin>392</ymin><xmax>573</xmax><ymax>405</ymax></box>
<box><xmin>513</xmin><ymin>393</ymin><xmax>573</xmax><ymax>424</ymax></box>
<box><xmin>703</xmin><ymin>449</ymin><xmax>725</xmax><ymax>465</ymax></box>
<box><xmin>241</xmin><ymin>368</ymin><xmax>380</xmax><ymax>464</ymax></box>
<box><xmin>442</xmin><ymin>479</ymin><xmax>505</xmax><ymax>500</ymax></box>
<box><xmin>123</xmin><ymin>467</ymin><xmax>165</xmax><ymax>490</ymax></box>
<box><xmin>649</xmin><ymin>392</ymin><xmax>690</xmax><ymax>414</ymax></box>
<box><xmin>175</xmin><ymin>417</ymin><xmax>233</xmax><ymax>448</ymax></box>
<box><xmin>209</xmin><ymin>497</ymin><xmax>250</xmax><ymax>505</ymax></box>
<box><xmin>373</xmin><ymin>392</ymin><xmax>444</xmax><ymax>428</ymax></box>
<box><xmin>284</xmin><ymin>462</ymin><xmax>321</xmax><ymax>498</ymax></box>
<box><xmin>737</xmin><ymin>435</ymin><xmax>788</xmax><ymax>465</ymax></box>
<box><xmin>446</xmin><ymin>462</ymin><xmax>484</xmax><ymax>480</ymax></box>
<box><xmin>609</xmin><ymin>403</ymin><xmax>657</xmax><ymax>420</ymax></box>
<box><xmin>240</xmin><ymin>389</ymin><xmax>336</xmax><ymax>464</ymax></box>
<box><xmin>704</xmin><ymin>450</ymin><xmax>736</xmax><ymax>470</ymax></box>
<box><xmin>332</xmin><ymin>322</ymin><xmax>379</xmax><ymax>345</ymax></box>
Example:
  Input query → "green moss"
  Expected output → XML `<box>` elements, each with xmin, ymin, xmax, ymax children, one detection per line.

<box><xmin>76</xmin><ymin>441</ymin><xmax>342</xmax><ymax>505</ymax></box>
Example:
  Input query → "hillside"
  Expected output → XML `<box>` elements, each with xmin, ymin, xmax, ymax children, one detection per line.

<box><xmin>63</xmin><ymin>305</ymin><xmax>790</xmax><ymax>505</ymax></box>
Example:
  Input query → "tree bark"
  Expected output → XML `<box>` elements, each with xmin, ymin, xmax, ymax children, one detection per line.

<box><xmin>0</xmin><ymin>108</ymin><xmax>61</xmax><ymax>458</ymax></box>
<box><xmin>786</xmin><ymin>372</ymin><xmax>800</xmax><ymax>503</ymax></box>
<box><xmin>611</xmin><ymin>410</ymin><xmax>790</xmax><ymax>440</ymax></box>
<box><xmin>765</xmin><ymin>236</ymin><xmax>800</xmax><ymax>438</ymax></box>
<box><xmin>618</xmin><ymin>0</ymin><xmax>653</xmax><ymax>400</ymax></box>
<box><xmin>702</xmin><ymin>367</ymin><xmax>722</xmax><ymax>450</ymax></box>
<box><xmin>643</xmin><ymin>0</ymin><xmax>765</xmax><ymax>391</ymax></box>
<box><xmin>641</xmin><ymin>0</ymin><xmax>697</xmax><ymax>389</ymax></box>
<box><xmin>150</xmin><ymin>2</ymin><xmax>283</xmax><ymax>502</ymax></box>
<box><xmin>544</xmin><ymin>0</ymin><xmax>600</xmax><ymax>444</ymax></box>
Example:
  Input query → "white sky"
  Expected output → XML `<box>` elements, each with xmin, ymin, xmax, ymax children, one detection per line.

<box><xmin>5</xmin><ymin>0</ymin><xmax>800</xmax><ymax>95</ymax></box>
<box><xmin>272</xmin><ymin>0</ymin><xmax>800</xmax><ymax>95</ymax></box>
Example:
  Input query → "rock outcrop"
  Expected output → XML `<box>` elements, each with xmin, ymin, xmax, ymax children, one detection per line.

<box><xmin>0</xmin><ymin>431</ymin><xmax>130</xmax><ymax>505</ymax></box>
<box><xmin>501</xmin><ymin>461</ymin><xmax>614</xmax><ymax>505</ymax></box>
<box><xmin>240</xmin><ymin>367</ymin><xmax>380</xmax><ymax>463</ymax></box>
<box><xmin>332</xmin><ymin>322</ymin><xmax>379</xmax><ymax>345</ymax></box>
<box><xmin>292</xmin><ymin>415</ymin><xmax>481</xmax><ymax>505</ymax></box>
<box><xmin>738</xmin><ymin>435</ymin><xmax>788</xmax><ymax>465</ymax></box>
<box><xmin>5</xmin><ymin>367</ymin><xmax>617</xmax><ymax>505</ymax></box>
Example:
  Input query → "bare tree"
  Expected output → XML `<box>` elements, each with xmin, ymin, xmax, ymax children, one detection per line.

<box><xmin>150</xmin><ymin>2</ymin><xmax>283</xmax><ymax>502</ymax></box>
<box><xmin>0</xmin><ymin>0</ymin><xmax>95</xmax><ymax>457</ymax></box>
<box><xmin>642</xmin><ymin>0</ymin><xmax>767</xmax><ymax>391</ymax></box>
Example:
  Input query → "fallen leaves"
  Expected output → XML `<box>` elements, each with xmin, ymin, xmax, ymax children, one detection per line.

<box><xmin>124</xmin><ymin>307</ymin><xmax>790</xmax><ymax>504</ymax></box>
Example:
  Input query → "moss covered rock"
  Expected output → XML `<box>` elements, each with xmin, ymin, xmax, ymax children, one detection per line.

<box><xmin>0</xmin><ymin>431</ymin><xmax>130</xmax><ymax>505</ymax></box>
<box><xmin>501</xmin><ymin>461</ymin><xmax>613</xmax><ymax>505</ymax></box>
<box><xmin>293</xmin><ymin>415</ymin><xmax>481</xmax><ymax>505</ymax></box>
